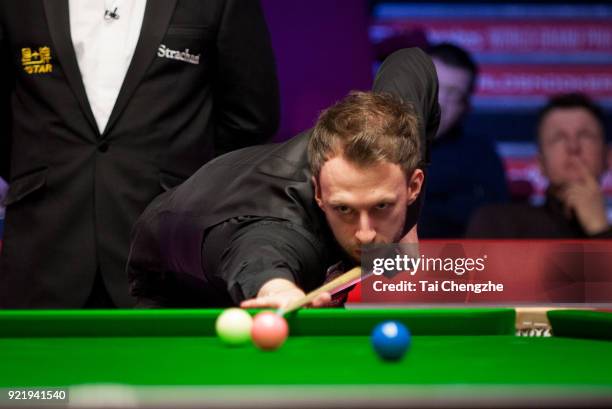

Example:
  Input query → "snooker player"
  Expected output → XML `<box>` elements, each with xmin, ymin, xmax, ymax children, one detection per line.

<box><xmin>127</xmin><ymin>48</ymin><xmax>440</xmax><ymax>308</ymax></box>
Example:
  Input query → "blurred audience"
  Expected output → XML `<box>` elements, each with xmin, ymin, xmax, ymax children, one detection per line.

<box><xmin>467</xmin><ymin>93</ymin><xmax>611</xmax><ymax>238</ymax></box>
<box><xmin>418</xmin><ymin>43</ymin><xmax>508</xmax><ymax>238</ymax></box>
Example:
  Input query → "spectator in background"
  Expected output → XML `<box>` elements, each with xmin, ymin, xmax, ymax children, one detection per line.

<box><xmin>418</xmin><ymin>43</ymin><xmax>509</xmax><ymax>238</ymax></box>
<box><xmin>467</xmin><ymin>93</ymin><xmax>611</xmax><ymax>238</ymax></box>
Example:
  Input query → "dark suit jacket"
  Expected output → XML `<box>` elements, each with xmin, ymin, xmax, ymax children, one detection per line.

<box><xmin>129</xmin><ymin>131</ymin><xmax>342</xmax><ymax>306</ymax></box>
<box><xmin>466</xmin><ymin>193</ymin><xmax>612</xmax><ymax>239</ymax></box>
<box><xmin>128</xmin><ymin>48</ymin><xmax>440</xmax><ymax>307</ymax></box>
<box><xmin>0</xmin><ymin>0</ymin><xmax>279</xmax><ymax>308</ymax></box>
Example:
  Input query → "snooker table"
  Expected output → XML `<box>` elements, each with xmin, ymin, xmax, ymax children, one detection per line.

<box><xmin>0</xmin><ymin>308</ymin><xmax>611</xmax><ymax>408</ymax></box>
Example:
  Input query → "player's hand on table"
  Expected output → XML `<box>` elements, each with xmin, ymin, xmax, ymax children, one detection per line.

<box><xmin>559</xmin><ymin>159</ymin><xmax>609</xmax><ymax>235</ymax></box>
<box><xmin>240</xmin><ymin>278</ymin><xmax>332</xmax><ymax>309</ymax></box>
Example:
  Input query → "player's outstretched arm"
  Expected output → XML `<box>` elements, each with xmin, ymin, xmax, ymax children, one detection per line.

<box><xmin>212</xmin><ymin>220</ymin><xmax>328</xmax><ymax>305</ymax></box>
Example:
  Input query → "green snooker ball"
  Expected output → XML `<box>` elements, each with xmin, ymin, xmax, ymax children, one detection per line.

<box><xmin>215</xmin><ymin>308</ymin><xmax>253</xmax><ymax>346</ymax></box>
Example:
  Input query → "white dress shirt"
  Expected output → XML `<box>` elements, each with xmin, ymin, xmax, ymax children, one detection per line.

<box><xmin>69</xmin><ymin>0</ymin><xmax>147</xmax><ymax>133</ymax></box>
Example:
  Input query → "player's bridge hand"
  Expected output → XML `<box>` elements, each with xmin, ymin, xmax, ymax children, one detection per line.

<box><xmin>240</xmin><ymin>278</ymin><xmax>332</xmax><ymax>309</ymax></box>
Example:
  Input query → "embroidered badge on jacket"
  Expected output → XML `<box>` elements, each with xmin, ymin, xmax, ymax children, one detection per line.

<box><xmin>21</xmin><ymin>47</ymin><xmax>53</xmax><ymax>74</ymax></box>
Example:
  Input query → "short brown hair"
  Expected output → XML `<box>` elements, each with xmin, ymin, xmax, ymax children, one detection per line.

<box><xmin>537</xmin><ymin>92</ymin><xmax>607</xmax><ymax>148</ymax></box>
<box><xmin>308</xmin><ymin>91</ymin><xmax>421</xmax><ymax>179</ymax></box>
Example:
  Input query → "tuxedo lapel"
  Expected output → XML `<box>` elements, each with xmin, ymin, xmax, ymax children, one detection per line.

<box><xmin>103</xmin><ymin>0</ymin><xmax>178</xmax><ymax>137</ymax></box>
<box><xmin>43</xmin><ymin>0</ymin><xmax>99</xmax><ymax>137</ymax></box>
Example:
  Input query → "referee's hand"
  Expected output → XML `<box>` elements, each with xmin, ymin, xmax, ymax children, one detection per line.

<box><xmin>240</xmin><ymin>278</ymin><xmax>331</xmax><ymax>309</ymax></box>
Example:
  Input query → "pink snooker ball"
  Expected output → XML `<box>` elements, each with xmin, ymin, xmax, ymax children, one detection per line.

<box><xmin>251</xmin><ymin>311</ymin><xmax>289</xmax><ymax>350</ymax></box>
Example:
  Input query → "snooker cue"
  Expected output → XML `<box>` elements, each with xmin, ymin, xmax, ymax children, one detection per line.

<box><xmin>276</xmin><ymin>266</ymin><xmax>363</xmax><ymax>316</ymax></box>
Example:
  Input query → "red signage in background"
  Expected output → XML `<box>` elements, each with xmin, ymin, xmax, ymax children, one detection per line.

<box><xmin>478</xmin><ymin>65</ymin><xmax>612</xmax><ymax>98</ymax></box>
<box><xmin>376</xmin><ymin>20</ymin><xmax>612</xmax><ymax>55</ymax></box>
<box><xmin>371</xmin><ymin>6</ymin><xmax>612</xmax><ymax>106</ymax></box>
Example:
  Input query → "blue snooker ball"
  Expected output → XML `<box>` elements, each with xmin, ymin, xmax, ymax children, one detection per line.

<box><xmin>371</xmin><ymin>321</ymin><xmax>411</xmax><ymax>361</ymax></box>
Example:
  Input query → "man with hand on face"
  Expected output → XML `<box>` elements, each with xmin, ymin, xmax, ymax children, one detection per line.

<box><xmin>467</xmin><ymin>93</ymin><xmax>611</xmax><ymax>238</ymax></box>
<box><xmin>127</xmin><ymin>48</ymin><xmax>440</xmax><ymax>309</ymax></box>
